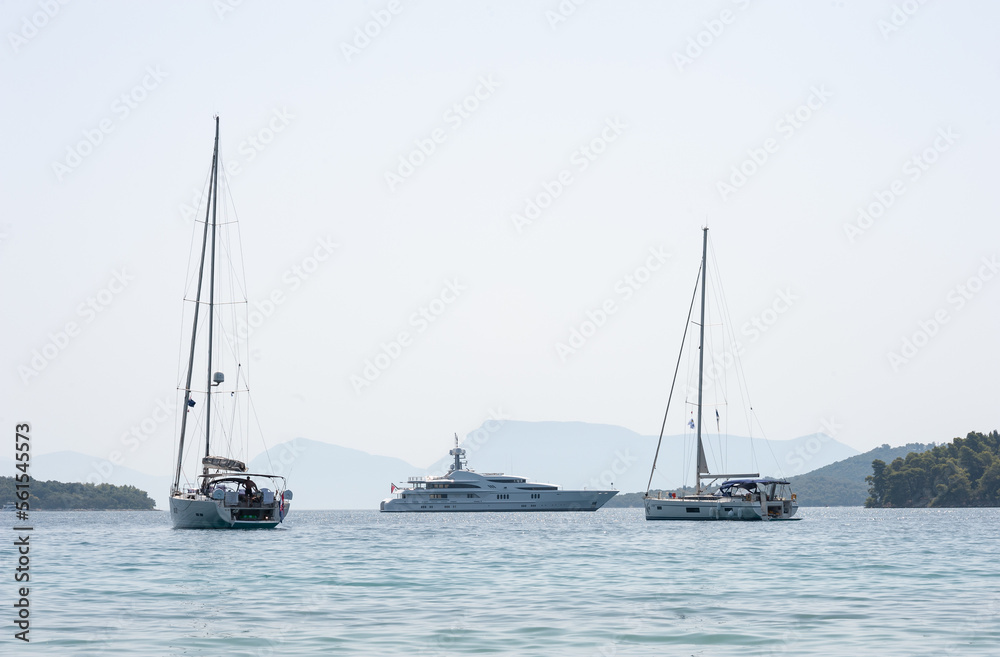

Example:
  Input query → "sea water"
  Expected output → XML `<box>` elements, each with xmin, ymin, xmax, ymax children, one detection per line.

<box><xmin>6</xmin><ymin>507</ymin><xmax>999</xmax><ymax>655</ymax></box>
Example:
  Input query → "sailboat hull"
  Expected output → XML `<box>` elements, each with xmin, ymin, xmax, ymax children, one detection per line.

<box><xmin>169</xmin><ymin>494</ymin><xmax>287</xmax><ymax>529</ymax></box>
<box><xmin>643</xmin><ymin>496</ymin><xmax>798</xmax><ymax>521</ymax></box>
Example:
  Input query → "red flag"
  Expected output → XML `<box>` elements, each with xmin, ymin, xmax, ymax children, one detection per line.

<box><xmin>390</xmin><ymin>483</ymin><xmax>397</xmax><ymax>493</ymax></box>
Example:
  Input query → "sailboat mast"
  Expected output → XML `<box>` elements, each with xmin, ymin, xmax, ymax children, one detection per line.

<box><xmin>205</xmin><ymin>116</ymin><xmax>220</xmax><ymax>468</ymax></box>
<box><xmin>695</xmin><ymin>227</ymin><xmax>708</xmax><ymax>495</ymax></box>
<box><xmin>173</xmin><ymin>117</ymin><xmax>220</xmax><ymax>493</ymax></box>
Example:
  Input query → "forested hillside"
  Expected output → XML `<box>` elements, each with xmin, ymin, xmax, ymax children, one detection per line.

<box><xmin>866</xmin><ymin>431</ymin><xmax>1000</xmax><ymax>508</ymax></box>
<box><xmin>0</xmin><ymin>477</ymin><xmax>156</xmax><ymax>510</ymax></box>
<box><xmin>790</xmin><ymin>442</ymin><xmax>934</xmax><ymax>506</ymax></box>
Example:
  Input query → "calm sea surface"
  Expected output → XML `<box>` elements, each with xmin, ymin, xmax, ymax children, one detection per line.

<box><xmin>6</xmin><ymin>507</ymin><xmax>999</xmax><ymax>656</ymax></box>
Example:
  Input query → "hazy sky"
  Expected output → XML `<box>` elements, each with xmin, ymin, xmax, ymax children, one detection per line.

<box><xmin>2</xmin><ymin>1</ymin><xmax>998</xmax><ymax>478</ymax></box>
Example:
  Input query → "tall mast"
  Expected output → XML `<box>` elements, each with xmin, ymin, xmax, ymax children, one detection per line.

<box><xmin>644</xmin><ymin>265</ymin><xmax>702</xmax><ymax>496</ymax></box>
<box><xmin>173</xmin><ymin>117</ymin><xmax>220</xmax><ymax>493</ymax></box>
<box><xmin>695</xmin><ymin>227</ymin><xmax>708</xmax><ymax>495</ymax></box>
<box><xmin>205</xmin><ymin>116</ymin><xmax>220</xmax><ymax>469</ymax></box>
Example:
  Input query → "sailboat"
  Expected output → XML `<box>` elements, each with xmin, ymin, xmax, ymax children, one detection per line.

<box><xmin>643</xmin><ymin>228</ymin><xmax>797</xmax><ymax>521</ymax></box>
<box><xmin>169</xmin><ymin>117</ymin><xmax>292</xmax><ymax>529</ymax></box>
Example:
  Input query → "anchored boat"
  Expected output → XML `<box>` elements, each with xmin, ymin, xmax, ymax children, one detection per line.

<box><xmin>168</xmin><ymin>117</ymin><xmax>292</xmax><ymax>529</ymax></box>
<box><xmin>643</xmin><ymin>228</ymin><xmax>798</xmax><ymax>521</ymax></box>
<box><xmin>381</xmin><ymin>435</ymin><xmax>617</xmax><ymax>512</ymax></box>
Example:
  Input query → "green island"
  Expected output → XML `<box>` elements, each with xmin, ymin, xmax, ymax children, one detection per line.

<box><xmin>865</xmin><ymin>430</ymin><xmax>1000</xmax><ymax>508</ymax></box>
<box><xmin>607</xmin><ymin>445</ymin><xmax>938</xmax><ymax>507</ymax></box>
<box><xmin>608</xmin><ymin>431</ymin><xmax>999</xmax><ymax>507</ymax></box>
<box><xmin>0</xmin><ymin>477</ymin><xmax>156</xmax><ymax>510</ymax></box>
<box><xmin>790</xmin><ymin>442</ymin><xmax>934</xmax><ymax>505</ymax></box>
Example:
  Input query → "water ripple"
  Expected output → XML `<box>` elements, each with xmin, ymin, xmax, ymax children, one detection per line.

<box><xmin>5</xmin><ymin>508</ymin><xmax>999</xmax><ymax>655</ymax></box>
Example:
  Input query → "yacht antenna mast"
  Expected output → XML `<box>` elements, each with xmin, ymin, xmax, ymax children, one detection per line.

<box><xmin>449</xmin><ymin>433</ymin><xmax>465</xmax><ymax>472</ymax></box>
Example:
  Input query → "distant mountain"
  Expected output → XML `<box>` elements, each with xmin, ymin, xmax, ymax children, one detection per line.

<box><xmin>248</xmin><ymin>438</ymin><xmax>417</xmax><ymax>510</ymax></box>
<box><xmin>431</xmin><ymin>420</ymin><xmax>858</xmax><ymax>497</ymax></box>
<box><xmin>4</xmin><ymin>421</ymin><xmax>860</xmax><ymax>510</ymax></box>
<box><xmin>789</xmin><ymin>442</ymin><xmax>935</xmax><ymax>506</ymax></box>
<box><xmin>248</xmin><ymin>421</ymin><xmax>855</xmax><ymax>509</ymax></box>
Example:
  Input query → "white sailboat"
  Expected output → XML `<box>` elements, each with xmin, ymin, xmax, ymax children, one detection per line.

<box><xmin>169</xmin><ymin>117</ymin><xmax>292</xmax><ymax>529</ymax></box>
<box><xmin>643</xmin><ymin>228</ymin><xmax>798</xmax><ymax>521</ymax></box>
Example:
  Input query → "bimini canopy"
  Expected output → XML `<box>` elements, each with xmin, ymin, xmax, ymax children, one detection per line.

<box><xmin>718</xmin><ymin>478</ymin><xmax>790</xmax><ymax>494</ymax></box>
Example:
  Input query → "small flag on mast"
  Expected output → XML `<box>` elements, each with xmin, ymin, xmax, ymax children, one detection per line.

<box><xmin>688</xmin><ymin>419</ymin><xmax>695</xmax><ymax>429</ymax></box>
<box><xmin>390</xmin><ymin>483</ymin><xmax>397</xmax><ymax>493</ymax></box>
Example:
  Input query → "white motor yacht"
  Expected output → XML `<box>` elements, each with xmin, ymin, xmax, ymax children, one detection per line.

<box><xmin>381</xmin><ymin>436</ymin><xmax>617</xmax><ymax>512</ymax></box>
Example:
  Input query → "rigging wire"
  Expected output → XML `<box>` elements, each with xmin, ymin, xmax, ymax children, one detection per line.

<box><xmin>217</xmin><ymin>149</ymin><xmax>278</xmax><ymax>475</ymax></box>
<box><xmin>172</xmin><ymin>129</ymin><xmax>281</xmax><ymax>485</ymax></box>
<box><xmin>707</xmin><ymin>237</ymin><xmax>757</xmax><ymax>471</ymax></box>
<box><xmin>700</xmin><ymin>278</ymin><xmax>722</xmax><ymax>476</ymax></box>
<box><xmin>707</xmin><ymin>236</ymin><xmax>786</xmax><ymax>478</ymax></box>
<box><xmin>172</xmin><ymin>154</ymin><xmax>216</xmax><ymax>486</ymax></box>
<box><xmin>707</xmin><ymin>262</ymin><xmax>729</xmax><ymax>473</ymax></box>
<box><xmin>645</xmin><ymin>262</ymin><xmax>702</xmax><ymax>495</ymax></box>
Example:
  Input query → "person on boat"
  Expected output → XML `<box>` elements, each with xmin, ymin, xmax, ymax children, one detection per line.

<box><xmin>243</xmin><ymin>477</ymin><xmax>261</xmax><ymax>506</ymax></box>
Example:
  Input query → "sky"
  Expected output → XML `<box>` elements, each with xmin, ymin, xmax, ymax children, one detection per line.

<box><xmin>2</xmin><ymin>1</ymin><xmax>998</xmax><ymax>480</ymax></box>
